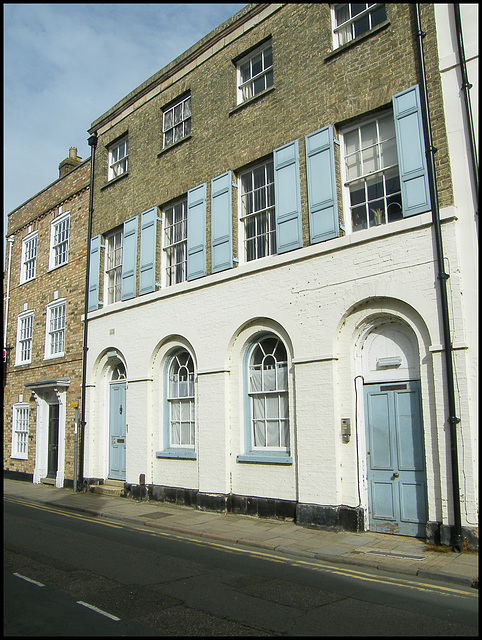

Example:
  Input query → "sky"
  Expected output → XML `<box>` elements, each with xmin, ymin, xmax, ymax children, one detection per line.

<box><xmin>3</xmin><ymin>3</ymin><xmax>246</xmax><ymax>252</ymax></box>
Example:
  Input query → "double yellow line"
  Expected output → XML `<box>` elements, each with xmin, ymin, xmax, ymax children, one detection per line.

<box><xmin>4</xmin><ymin>495</ymin><xmax>123</xmax><ymax>529</ymax></box>
<box><xmin>5</xmin><ymin>495</ymin><xmax>477</xmax><ymax>600</ymax></box>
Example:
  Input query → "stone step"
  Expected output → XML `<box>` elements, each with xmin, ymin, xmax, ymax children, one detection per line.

<box><xmin>104</xmin><ymin>479</ymin><xmax>125</xmax><ymax>487</ymax></box>
<box><xmin>90</xmin><ymin>479</ymin><xmax>126</xmax><ymax>497</ymax></box>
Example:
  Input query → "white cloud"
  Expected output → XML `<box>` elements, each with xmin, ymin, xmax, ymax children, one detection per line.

<box><xmin>3</xmin><ymin>3</ymin><xmax>246</xmax><ymax>246</ymax></box>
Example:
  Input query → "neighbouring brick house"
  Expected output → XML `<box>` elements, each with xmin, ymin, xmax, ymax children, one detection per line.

<box><xmin>3</xmin><ymin>149</ymin><xmax>90</xmax><ymax>488</ymax></box>
<box><xmin>81</xmin><ymin>4</ymin><xmax>477</xmax><ymax>547</ymax></box>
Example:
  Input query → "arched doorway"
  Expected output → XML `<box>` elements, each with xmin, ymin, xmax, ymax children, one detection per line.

<box><xmin>109</xmin><ymin>361</ymin><xmax>126</xmax><ymax>480</ymax></box>
<box><xmin>361</xmin><ymin>320</ymin><xmax>427</xmax><ymax>537</ymax></box>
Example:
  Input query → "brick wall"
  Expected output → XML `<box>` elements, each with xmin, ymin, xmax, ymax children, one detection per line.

<box><xmin>4</xmin><ymin>159</ymin><xmax>90</xmax><ymax>485</ymax></box>
<box><xmin>89</xmin><ymin>4</ymin><xmax>453</xmax><ymax>283</ymax></box>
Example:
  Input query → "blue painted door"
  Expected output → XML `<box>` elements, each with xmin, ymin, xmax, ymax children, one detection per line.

<box><xmin>109</xmin><ymin>382</ymin><xmax>126</xmax><ymax>480</ymax></box>
<box><xmin>365</xmin><ymin>381</ymin><xmax>427</xmax><ymax>537</ymax></box>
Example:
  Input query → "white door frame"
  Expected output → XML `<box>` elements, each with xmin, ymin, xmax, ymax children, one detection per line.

<box><xmin>354</xmin><ymin>317</ymin><xmax>422</xmax><ymax>533</ymax></box>
<box><xmin>30</xmin><ymin>383</ymin><xmax>68</xmax><ymax>487</ymax></box>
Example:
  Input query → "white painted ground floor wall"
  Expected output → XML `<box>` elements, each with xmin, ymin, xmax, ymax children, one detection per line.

<box><xmin>84</xmin><ymin>210</ymin><xmax>478</xmax><ymax>540</ymax></box>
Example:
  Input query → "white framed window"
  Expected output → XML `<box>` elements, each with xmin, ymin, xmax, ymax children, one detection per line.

<box><xmin>163</xmin><ymin>94</ymin><xmax>191</xmax><ymax>148</ymax></box>
<box><xmin>239</xmin><ymin>159</ymin><xmax>276</xmax><ymax>262</ymax></box>
<box><xmin>163</xmin><ymin>198</ymin><xmax>187</xmax><ymax>286</ymax></box>
<box><xmin>11</xmin><ymin>403</ymin><xmax>29</xmax><ymax>459</ymax></box>
<box><xmin>45</xmin><ymin>299</ymin><xmax>66</xmax><ymax>358</ymax></box>
<box><xmin>105</xmin><ymin>228</ymin><xmax>123</xmax><ymax>303</ymax></box>
<box><xmin>15</xmin><ymin>311</ymin><xmax>33</xmax><ymax>365</ymax></box>
<box><xmin>166</xmin><ymin>350</ymin><xmax>195</xmax><ymax>448</ymax></box>
<box><xmin>341</xmin><ymin>110</ymin><xmax>402</xmax><ymax>232</ymax></box>
<box><xmin>237</xmin><ymin>41</ymin><xmax>273</xmax><ymax>104</ymax></box>
<box><xmin>112</xmin><ymin>362</ymin><xmax>127</xmax><ymax>381</ymax></box>
<box><xmin>332</xmin><ymin>3</ymin><xmax>387</xmax><ymax>48</ymax></box>
<box><xmin>20</xmin><ymin>232</ymin><xmax>38</xmax><ymax>283</ymax></box>
<box><xmin>49</xmin><ymin>211</ymin><xmax>70</xmax><ymax>269</ymax></box>
<box><xmin>248</xmin><ymin>335</ymin><xmax>289</xmax><ymax>451</ymax></box>
<box><xmin>108</xmin><ymin>135</ymin><xmax>128</xmax><ymax>181</ymax></box>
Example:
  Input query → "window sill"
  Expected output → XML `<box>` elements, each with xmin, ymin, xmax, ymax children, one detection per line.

<box><xmin>229</xmin><ymin>85</ymin><xmax>275</xmax><ymax>116</ymax></box>
<box><xmin>43</xmin><ymin>354</ymin><xmax>65</xmax><ymax>361</ymax></box>
<box><xmin>100</xmin><ymin>171</ymin><xmax>129</xmax><ymax>191</ymax></box>
<box><xmin>47</xmin><ymin>262</ymin><xmax>68</xmax><ymax>273</ymax></box>
<box><xmin>156</xmin><ymin>448</ymin><xmax>197</xmax><ymax>460</ymax></box>
<box><xmin>157</xmin><ymin>135</ymin><xmax>192</xmax><ymax>157</ymax></box>
<box><xmin>236</xmin><ymin>453</ymin><xmax>292</xmax><ymax>465</ymax></box>
<box><xmin>10</xmin><ymin>455</ymin><xmax>28</xmax><ymax>461</ymax></box>
<box><xmin>325</xmin><ymin>20</ymin><xmax>390</xmax><ymax>62</ymax></box>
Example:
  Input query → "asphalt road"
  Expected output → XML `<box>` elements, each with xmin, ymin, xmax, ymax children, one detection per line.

<box><xmin>4</xmin><ymin>496</ymin><xmax>478</xmax><ymax>636</ymax></box>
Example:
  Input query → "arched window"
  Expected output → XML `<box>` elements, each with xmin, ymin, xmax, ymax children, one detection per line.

<box><xmin>111</xmin><ymin>362</ymin><xmax>126</xmax><ymax>381</ymax></box>
<box><xmin>167</xmin><ymin>350</ymin><xmax>195</xmax><ymax>447</ymax></box>
<box><xmin>248</xmin><ymin>335</ymin><xmax>289</xmax><ymax>451</ymax></box>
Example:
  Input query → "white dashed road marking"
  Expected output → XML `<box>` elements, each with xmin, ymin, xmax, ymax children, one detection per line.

<box><xmin>13</xmin><ymin>573</ymin><xmax>45</xmax><ymax>587</ymax></box>
<box><xmin>76</xmin><ymin>601</ymin><xmax>121</xmax><ymax>621</ymax></box>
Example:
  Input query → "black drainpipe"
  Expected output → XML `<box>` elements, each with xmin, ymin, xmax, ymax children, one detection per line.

<box><xmin>414</xmin><ymin>4</ymin><xmax>463</xmax><ymax>552</ymax></box>
<box><xmin>78</xmin><ymin>132</ymin><xmax>98</xmax><ymax>491</ymax></box>
<box><xmin>453</xmin><ymin>3</ymin><xmax>478</xmax><ymax>215</ymax></box>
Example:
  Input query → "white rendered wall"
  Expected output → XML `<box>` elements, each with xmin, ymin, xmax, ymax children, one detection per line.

<box><xmin>84</xmin><ymin>209</ymin><xmax>477</xmax><ymax>528</ymax></box>
<box><xmin>434</xmin><ymin>3</ymin><xmax>478</xmax><ymax>527</ymax></box>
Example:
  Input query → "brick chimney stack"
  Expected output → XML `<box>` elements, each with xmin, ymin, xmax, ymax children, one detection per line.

<box><xmin>58</xmin><ymin>147</ymin><xmax>82</xmax><ymax>178</ymax></box>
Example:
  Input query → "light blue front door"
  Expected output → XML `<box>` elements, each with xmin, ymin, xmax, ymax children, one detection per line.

<box><xmin>365</xmin><ymin>381</ymin><xmax>427</xmax><ymax>537</ymax></box>
<box><xmin>109</xmin><ymin>382</ymin><xmax>126</xmax><ymax>480</ymax></box>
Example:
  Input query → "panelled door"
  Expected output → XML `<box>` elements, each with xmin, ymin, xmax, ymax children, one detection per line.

<box><xmin>364</xmin><ymin>380</ymin><xmax>427</xmax><ymax>537</ymax></box>
<box><xmin>109</xmin><ymin>382</ymin><xmax>126</xmax><ymax>480</ymax></box>
<box><xmin>47</xmin><ymin>404</ymin><xmax>59</xmax><ymax>479</ymax></box>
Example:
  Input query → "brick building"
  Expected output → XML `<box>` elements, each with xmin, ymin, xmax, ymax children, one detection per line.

<box><xmin>3</xmin><ymin>149</ymin><xmax>90</xmax><ymax>488</ymax></box>
<box><xmin>83</xmin><ymin>4</ymin><xmax>477</xmax><ymax>547</ymax></box>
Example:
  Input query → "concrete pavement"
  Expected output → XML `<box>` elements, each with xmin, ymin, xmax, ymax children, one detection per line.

<box><xmin>3</xmin><ymin>478</ymin><xmax>478</xmax><ymax>589</ymax></box>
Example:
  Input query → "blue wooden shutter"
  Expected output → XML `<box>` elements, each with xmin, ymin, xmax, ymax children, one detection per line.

<box><xmin>187</xmin><ymin>183</ymin><xmax>207</xmax><ymax>280</ymax></box>
<box><xmin>139</xmin><ymin>207</ymin><xmax>158</xmax><ymax>295</ymax></box>
<box><xmin>305</xmin><ymin>125</ymin><xmax>339</xmax><ymax>243</ymax></box>
<box><xmin>211</xmin><ymin>171</ymin><xmax>233</xmax><ymax>273</ymax></box>
<box><xmin>88</xmin><ymin>235</ymin><xmax>101</xmax><ymax>312</ymax></box>
<box><xmin>273</xmin><ymin>140</ymin><xmax>303</xmax><ymax>254</ymax></box>
<box><xmin>392</xmin><ymin>85</ymin><xmax>431</xmax><ymax>217</ymax></box>
<box><xmin>121</xmin><ymin>216</ymin><xmax>138</xmax><ymax>300</ymax></box>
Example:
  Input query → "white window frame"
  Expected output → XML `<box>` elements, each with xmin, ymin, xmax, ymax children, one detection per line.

<box><xmin>340</xmin><ymin>110</ymin><xmax>402</xmax><ymax>233</ymax></box>
<box><xmin>162</xmin><ymin>197</ymin><xmax>187</xmax><ymax>286</ymax></box>
<box><xmin>332</xmin><ymin>3</ymin><xmax>387</xmax><ymax>49</ymax></box>
<box><xmin>105</xmin><ymin>228</ymin><xmax>123</xmax><ymax>304</ymax></box>
<box><xmin>20</xmin><ymin>231</ymin><xmax>38</xmax><ymax>283</ymax></box>
<box><xmin>247</xmin><ymin>336</ymin><xmax>289</xmax><ymax>452</ymax></box>
<box><xmin>15</xmin><ymin>311</ymin><xmax>34</xmax><ymax>365</ymax></box>
<box><xmin>11</xmin><ymin>403</ymin><xmax>29</xmax><ymax>460</ymax></box>
<box><xmin>163</xmin><ymin>94</ymin><xmax>191</xmax><ymax>148</ymax></box>
<box><xmin>45</xmin><ymin>299</ymin><xmax>66</xmax><ymax>359</ymax></box>
<box><xmin>166</xmin><ymin>350</ymin><xmax>195</xmax><ymax>449</ymax></box>
<box><xmin>236</xmin><ymin>41</ymin><xmax>273</xmax><ymax>104</ymax></box>
<box><xmin>108</xmin><ymin>135</ymin><xmax>128</xmax><ymax>181</ymax></box>
<box><xmin>238</xmin><ymin>159</ymin><xmax>276</xmax><ymax>263</ymax></box>
<box><xmin>49</xmin><ymin>211</ymin><xmax>70</xmax><ymax>270</ymax></box>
